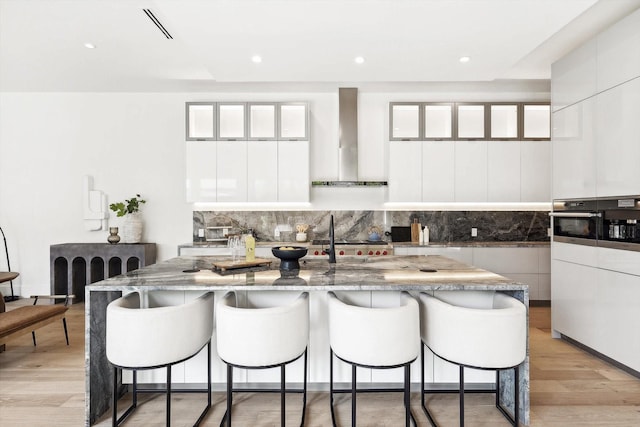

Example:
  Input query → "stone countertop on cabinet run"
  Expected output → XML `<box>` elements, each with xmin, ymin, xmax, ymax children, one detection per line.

<box><xmin>86</xmin><ymin>255</ymin><xmax>526</xmax><ymax>292</ymax></box>
<box><xmin>179</xmin><ymin>241</ymin><xmax>549</xmax><ymax>249</ymax></box>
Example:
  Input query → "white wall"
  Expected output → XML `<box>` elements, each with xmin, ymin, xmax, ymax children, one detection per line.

<box><xmin>0</xmin><ymin>81</ymin><xmax>548</xmax><ymax>296</ymax></box>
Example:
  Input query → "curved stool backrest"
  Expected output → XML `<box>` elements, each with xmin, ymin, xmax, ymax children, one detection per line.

<box><xmin>107</xmin><ymin>291</ymin><xmax>215</xmax><ymax>368</ymax></box>
<box><xmin>217</xmin><ymin>291</ymin><xmax>309</xmax><ymax>367</ymax></box>
<box><xmin>328</xmin><ymin>291</ymin><xmax>420</xmax><ymax>367</ymax></box>
<box><xmin>420</xmin><ymin>290</ymin><xmax>526</xmax><ymax>369</ymax></box>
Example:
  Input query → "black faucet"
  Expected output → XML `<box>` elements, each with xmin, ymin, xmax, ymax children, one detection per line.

<box><xmin>326</xmin><ymin>214</ymin><xmax>336</xmax><ymax>264</ymax></box>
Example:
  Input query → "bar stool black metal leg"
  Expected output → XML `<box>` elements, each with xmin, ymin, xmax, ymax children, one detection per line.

<box><xmin>226</xmin><ymin>365</ymin><xmax>233</xmax><ymax>427</ymax></box>
<box><xmin>166</xmin><ymin>366</ymin><xmax>171</xmax><ymax>427</ymax></box>
<box><xmin>301</xmin><ymin>349</ymin><xmax>308</xmax><ymax>427</ymax></box>
<box><xmin>63</xmin><ymin>318</ymin><xmax>69</xmax><ymax>345</ymax></box>
<box><xmin>351</xmin><ymin>364</ymin><xmax>357</xmax><ymax>427</ymax></box>
<box><xmin>32</xmin><ymin>331</ymin><xmax>36</xmax><ymax>346</ymax></box>
<box><xmin>514</xmin><ymin>367</ymin><xmax>519</xmax><ymax>427</ymax></box>
<box><xmin>281</xmin><ymin>363</ymin><xmax>286</xmax><ymax>427</ymax></box>
<box><xmin>132</xmin><ymin>370</ymin><xmax>137</xmax><ymax>408</ymax></box>
<box><xmin>404</xmin><ymin>364</ymin><xmax>410</xmax><ymax>427</ymax></box>
<box><xmin>112</xmin><ymin>367</ymin><xmax>118</xmax><ymax>427</ymax></box>
<box><xmin>495</xmin><ymin>370</ymin><xmax>500</xmax><ymax>407</ymax></box>
<box><xmin>459</xmin><ymin>365</ymin><xmax>464</xmax><ymax>427</ymax></box>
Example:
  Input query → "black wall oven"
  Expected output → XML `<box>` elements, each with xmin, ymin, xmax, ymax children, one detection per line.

<box><xmin>551</xmin><ymin>196</ymin><xmax>640</xmax><ymax>251</ymax></box>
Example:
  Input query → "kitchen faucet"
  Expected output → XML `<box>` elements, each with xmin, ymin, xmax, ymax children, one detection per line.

<box><xmin>326</xmin><ymin>215</ymin><xmax>336</xmax><ymax>264</ymax></box>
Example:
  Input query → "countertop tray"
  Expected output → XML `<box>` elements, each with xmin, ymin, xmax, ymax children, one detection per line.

<box><xmin>212</xmin><ymin>258</ymin><xmax>272</xmax><ymax>274</ymax></box>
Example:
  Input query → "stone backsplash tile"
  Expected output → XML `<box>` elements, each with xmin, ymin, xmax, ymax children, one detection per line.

<box><xmin>193</xmin><ymin>210</ymin><xmax>550</xmax><ymax>243</ymax></box>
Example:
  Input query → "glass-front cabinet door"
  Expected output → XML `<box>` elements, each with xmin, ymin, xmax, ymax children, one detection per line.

<box><xmin>217</xmin><ymin>103</ymin><xmax>247</xmax><ymax>140</ymax></box>
<box><xmin>457</xmin><ymin>104</ymin><xmax>486</xmax><ymax>139</ymax></box>
<box><xmin>186</xmin><ymin>102</ymin><xmax>215</xmax><ymax>141</ymax></box>
<box><xmin>490</xmin><ymin>104</ymin><xmax>519</xmax><ymax>140</ymax></box>
<box><xmin>279</xmin><ymin>103</ymin><xmax>308</xmax><ymax>140</ymax></box>
<box><xmin>249</xmin><ymin>103</ymin><xmax>277</xmax><ymax>140</ymax></box>
<box><xmin>390</xmin><ymin>103</ymin><xmax>421</xmax><ymax>140</ymax></box>
<box><xmin>523</xmin><ymin>104</ymin><xmax>551</xmax><ymax>140</ymax></box>
<box><xmin>424</xmin><ymin>103</ymin><xmax>454</xmax><ymax>140</ymax></box>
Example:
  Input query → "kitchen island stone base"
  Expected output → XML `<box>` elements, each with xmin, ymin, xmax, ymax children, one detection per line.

<box><xmin>85</xmin><ymin>255</ymin><xmax>529</xmax><ymax>426</ymax></box>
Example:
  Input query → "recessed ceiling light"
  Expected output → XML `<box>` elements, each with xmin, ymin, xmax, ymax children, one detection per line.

<box><xmin>459</xmin><ymin>56</ymin><xmax>471</xmax><ymax>63</ymax></box>
<box><xmin>354</xmin><ymin>56</ymin><xmax>365</xmax><ymax>64</ymax></box>
<box><xmin>84</xmin><ymin>43</ymin><xmax>96</xmax><ymax>49</ymax></box>
<box><xmin>251</xmin><ymin>55</ymin><xmax>262</xmax><ymax>63</ymax></box>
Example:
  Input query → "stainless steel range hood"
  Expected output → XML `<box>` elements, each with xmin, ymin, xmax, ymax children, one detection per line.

<box><xmin>312</xmin><ymin>88</ymin><xmax>387</xmax><ymax>187</ymax></box>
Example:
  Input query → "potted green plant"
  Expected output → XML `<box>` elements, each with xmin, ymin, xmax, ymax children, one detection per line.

<box><xmin>109</xmin><ymin>194</ymin><xmax>146</xmax><ymax>243</ymax></box>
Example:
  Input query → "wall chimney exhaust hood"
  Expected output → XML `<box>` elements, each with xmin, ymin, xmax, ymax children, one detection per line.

<box><xmin>312</xmin><ymin>88</ymin><xmax>387</xmax><ymax>187</ymax></box>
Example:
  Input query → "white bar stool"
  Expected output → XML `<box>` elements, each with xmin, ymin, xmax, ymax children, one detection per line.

<box><xmin>106</xmin><ymin>291</ymin><xmax>214</xmax><ymax>427</ymax></box>
<box><xmin>419</xmin><ymin>290</ymin><xmax>527</xmax><ymax>427</ymax></box>
<box><xmin>216</xmin><ymin>291</ymin><xmax>310</xmax><ymax>427</ymax></box>
<box><xmin>327</xmin><ymin>291</ymin><xmax>420</xmax><ymax>427</ymax></box>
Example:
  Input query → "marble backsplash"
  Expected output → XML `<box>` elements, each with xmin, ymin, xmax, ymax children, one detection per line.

<box><xmin>193</xmin><ymin>210</ymin><xmax>550</xmax><ymax>243</ymax></box>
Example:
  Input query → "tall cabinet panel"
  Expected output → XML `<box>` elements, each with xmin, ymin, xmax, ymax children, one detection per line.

<box><xmin>487</xmin><ymin>141</ymin><xmax>520</xmax><ymax>202</ymax></box>
<box><xmin>422</xmin><ymin>141</ymin><xmax>455</xmax><ymax>202</ymax></box>
<box><xmin>552</xmin><ymin>99</ymin><xmax>596</xmax><ymax>199</ymax></box>
<box><xmin>521</xmin><ymin>141</ymin><xmax>550</xmax><ymax>202</ymax></box>
<box><xmin>277</xmin><ymin>141</ymin><xmax>309</xmax><ymax>202</ymax></box>
<box><xmin>247</xmin><ymin>141</ymin><xmax>278</xmax><ymax>202</ymax></box>
<box><xmin>388</xmin><ymin>141</ymin><xmax>422</xmax><ymax>202</ymax></box>
<box><xmin>551</xmin><ymin>38</ymin><xmax>597</xmax><ymax>111</ymax></box>
<box><xmin>595</xmin><ymin>78</ymin><xmax>640</xmax><ymax>197</ymax></box>
<box><xmin>216</xmin><ymin>141</ymin><xmax>248</xmax><ymax>202</ymax></box>
<box><xmin>454</xmin><ymin>141</ymin><xmax>487</xmax><ymax>202</ymax></box>
<box><xmin>185</xmin><ymin>141</ymin><xmax>217</xmax><ymax>202</ymax></box>
<box><xmin>596</xmin><ymin>9</ymin><xmax>640</xmax><ymax>92</ymax></box>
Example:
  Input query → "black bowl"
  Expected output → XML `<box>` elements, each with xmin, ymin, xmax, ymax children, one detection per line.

<box><xmin>272</xmin><ymin>246</ymin><xmax>308</xmax><ymax>271</ymax></box>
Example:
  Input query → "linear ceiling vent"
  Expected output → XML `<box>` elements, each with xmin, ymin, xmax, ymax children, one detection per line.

<box><xmin>143</xmin><ymin>9</ymin><xmax>173</xmax><ymax>39</ymax></box>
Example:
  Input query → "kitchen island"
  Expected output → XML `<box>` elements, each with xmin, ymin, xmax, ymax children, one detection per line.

<box><xmin>85</xmin><ymin>255</ymin><xmax>529</xmax><ymax>426</ymax></box>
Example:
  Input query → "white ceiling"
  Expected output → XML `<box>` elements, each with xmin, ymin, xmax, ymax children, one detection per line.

<box><xmin>1</xmin><ymin>0</ymin><xmax>639</xmax><ymax>92</ymax></box>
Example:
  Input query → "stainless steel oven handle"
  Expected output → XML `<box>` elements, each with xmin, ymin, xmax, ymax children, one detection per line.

<box><xmin>548</xmin><ymin>212</ymin><xmax>602</xmax><ymax>218</ymax></box>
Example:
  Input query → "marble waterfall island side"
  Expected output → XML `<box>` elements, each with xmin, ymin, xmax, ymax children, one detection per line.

<box><xmin>85</xmin><ymin>255</ymin><xmax>529</xmax><ymax>426</ymax></box>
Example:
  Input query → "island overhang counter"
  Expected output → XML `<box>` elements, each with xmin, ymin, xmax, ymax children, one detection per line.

<box><xmin>85</xmin><ymin>255</ymin><xmax>530</xmax><ymax>426</ymax></box>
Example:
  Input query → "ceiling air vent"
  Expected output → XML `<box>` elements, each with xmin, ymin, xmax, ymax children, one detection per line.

<box><xmin>143</xmin><ymin>9</ymin><xmax>173</xmax><ymax>39</ymax></box>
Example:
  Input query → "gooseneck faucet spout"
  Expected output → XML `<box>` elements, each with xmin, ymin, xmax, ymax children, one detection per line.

<box><xmin>327</xmin><ymin>215</ymin><xmax>336</xmax><ymax>264</ymax></box>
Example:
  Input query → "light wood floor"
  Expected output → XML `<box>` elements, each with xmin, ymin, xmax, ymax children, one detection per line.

<box><xmin>1</xmin><ymin>300</ymin><xmax>639</xmax><ymax>426</ymax></box>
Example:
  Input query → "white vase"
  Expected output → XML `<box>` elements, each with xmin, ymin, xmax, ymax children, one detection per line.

<box><xmin>121</xmin><ymin>213</ymin><xmax>143</xmax><ymax>243</ymax></box>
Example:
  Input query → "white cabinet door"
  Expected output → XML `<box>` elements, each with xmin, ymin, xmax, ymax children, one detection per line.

<box><xmin>186</xmin><ymin>103</ymin><xmax>215</xmax><ymax>141</ymax></box>
<box><xmin>248</xmin><ymin>103</ymin><xmax>277</xmax><ymax>140</ymax></box>
<box><xmin>422</xmin><ymin>141</ymin><xmax>455</xmax><ymax>202</ymax></box>
<box><xmin>595</xmin><ymin>268</ymin><xmax>640</xmax><ymax>372</ymax></box>
<box><xmin>552</xmin><ymin>99</ymin><xmax>597</xmax><ymax>199</ymax></box>
<box><xmin>278</xmin><ymin>141</ymin><xmax>309</xmax><ymax>202</ymax></box>
<box><xmin>217</xmin><ymin>103</ymin><xmax>247</xmax><ymax>140</ymax></box>
<box><xmin>454</xmin><ymin>140</ymin><xmax>487</xmax><ymax>202</ymax></box>
<box><xmin>388</xmin><ymin>141</ymin><xmax>422</xmax><ymax>202</ymax></box>
<box><xmin>390</xmin><ymin>104</ymin><xmax>421</xmax><ymax>140</ymax></box>
<box><xmin>185</xmin><ymin>141</ymin><xmax>217</xmax><ymax>202</ymax></box>
<box><xmin>216</xmin><ymin>141</ymin><xmax>248</xmax><ymax>202</ymax></box>
<box><xmin>596</xmin><ymin>9</ymin><xmax>640</xmax><ymax>92</ymax></box>
<box><xmin>551</xmin><ymin>38</ymin><xmax>597</xmax><ymax>111</ymax></box>
<box><xmin>279</xmin><ymin>103</ymin><xmax>308</xmax><ymax>140</ymax></box>
<box><xmin>595</xmin><ymin>78</ymin><xmax>640</xmax><ymax>197</ymax></box>
<box><xmin>247</xmin><ymin>141</ymin><xmax>278</xmax><ymax>202</ymax></box>
<box><xmin>487</xmin><ymin>141</ymin><xmax>520</xmax><ymax>202</ymax></box>
<box><xmin>521</xmin><ymin>141</ymin><xmax>550</xmax><ymax>202</ymax></box>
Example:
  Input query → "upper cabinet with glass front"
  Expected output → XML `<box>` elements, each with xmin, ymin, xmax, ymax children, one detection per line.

<box><xmin>390</xmin><ymin>103</ymin><xmax>421</xmax><ymax>140</ymax></box>
<box><xmin>248</xmin><ymin>103</ymin><xmax>277</xmax><ymax>140</ymax></box>
<box><xmin>217</xmin><ymin>103</ymin><xmax>247</xmax><ymax>140</ymax></box>
<box><xmin>523</xmin><ymin>104</ymin><xmax>551</xmax><ymax>140</ymax></box>
<box><xmin>278</xmin><ymin>103</ymin><xmax>309</xmax><ymax>140</ymax></box>
<box><xmin>424</xmin><ymin>103</ymin><xmax>454</xmax><ymax>140</ymax></box>
<box><xmin>186</xmin><ymin>102</ymin><xmax>216</xmax><ymax>141</ymax></box>
<box><xmin>457</xmin><ymin>104</ymin><xmax>487</xmax><ymax>139</ymax></box>
<box><xmin>490</xmin><ymin>104</ymin><xmax>518</xmax><ymax>140</ymax></box>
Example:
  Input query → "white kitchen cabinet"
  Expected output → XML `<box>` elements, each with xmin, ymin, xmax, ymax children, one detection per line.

<box><xmin>185</xmin><ymin>141</ymin><xmax>217</xmax><ymax>202</ymax></box>
<box><xmin>523</xmin><ymin>104</ymin><xmax>551</xmax><ymax>139</ymax></box>
<box><xmin>277</xmin><ymin>140</ymin><xmax>309</xmax><ymax>202</ymax></box>
<box><xmin>390</xmin><ymin>103</ymin><xmax>421</xmax><ymax>140</ymax></box>
<box><xmin>595</xmin><ymin>78</ymin><xmax>640</xmax><ymax>197</ymax></box>
<box><xmin>388</xmin><ymin>141</ymin><xmax>422</xmax><ymax>202</ymax></box>
<box><xmin>521</xmin><ymin>141</ymin><xmax>550</xmax><ymax>202</ymax></box>
<box><xmin>454</xmin><ymin>140</ymin><xmax>487</xmax><ymax>202</ymax></box>
<box><xmin>552</xmin><ymin>98</ymin><xmax>597</xmax><ymax>199</ymax></box>
<box><xmin>247</xmin><ymin>141</ymin><xmax>278</xmax><ymax>202</ymax></box>
<box><xmin>487</xmin><ymin>141</ymin><xmax>520</xmax><ymax>202</ymax></box>
<box><xmin>186</xmin><ymin>102</ymin><xmax>215</xmax><ymax>141</ymax></box>
<box><xmin>217</xmin><ymin>103</ymin><xmax>247</xmax><ymax>140</ymax></box>
<box><xmin>456</xmin><ymin>104</ymin><xmax>486</xmax><ymax>139</ymax></box>
<box><xmin>422</xmin><ymin>141</ymin><xmax>455</xmax><ymax>202</ymax></box>
<box><xmin>424</xmin><ymin>103</ymin><xmax>453</xmax><ymax>140</ymax></box>
<box><xmin>596</xmin><ymin>9</ymin><xmax>640</xmax><ymax>92</ymax></box>
<box><xmin>278</xmin><ymin>103</ymin><xmax>308</xmax><ymax>140</ymax></box>
<box><xmin>551</xmin><ymin>38</ymin><xmax>597</xmax><ymax>111</ymax></box>
<box><xmin>248</xmin><ymin>103</ymin><xmax>277</xmax><ymax>140</ymax></box>
<box><xmin>216</xmin><ymin>141</ymin><xmax>248</xmax><ymax>202</ymax></box>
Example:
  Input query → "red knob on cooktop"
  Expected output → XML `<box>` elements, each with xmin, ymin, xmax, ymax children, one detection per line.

<box><xmin>339</xmin><ymin>250</ymin><xmax>345</xmax><ymax>255</ymax></box>
<box><xmin>382</xmin><ymin>250</ymin><xmax>388</xmax><ymax>255</ymax></box>
<box><xmin>357</xmin><ymin>250</ymin><xmax>363</xmax><ymax>255</ymax></box>
<box><xmin>368</xmin><ymin>250</ymin><xmax>374</xmax><ymax>255</ymax></box>
<box><xmin>375</xmin><ymin>250</ymin><xmax>381</xmax><ymax>255</ymax></box>
<box><xmin>314</xmin><ymin>250</ymin><xmax>319</xmax><ymax>255</ymax></box>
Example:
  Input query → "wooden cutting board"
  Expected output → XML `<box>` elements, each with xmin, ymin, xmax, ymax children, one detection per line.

<box><xmin>212</xmin><ymin>258</ymin><xmax>272</xmax><ymax>273</ymax></box>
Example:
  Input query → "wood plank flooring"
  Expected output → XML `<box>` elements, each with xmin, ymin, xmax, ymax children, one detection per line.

<box><xmin>1</xmin><ymin>300</ymin><xmax>639</xmax><ymax>426</ymax></box>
